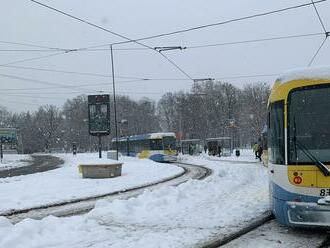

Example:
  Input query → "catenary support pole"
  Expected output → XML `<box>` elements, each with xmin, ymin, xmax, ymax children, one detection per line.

<box><xmin>0</xmin><ymin>138</ymin><xmax>3</xmax><ymax>163</ymax></box>
<box><xmin>110</xmin><ymin>45</ymin><xmax>119</xmax><ymax>160</ymax></box>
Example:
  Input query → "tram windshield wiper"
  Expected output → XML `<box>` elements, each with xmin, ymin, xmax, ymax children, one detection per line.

<box><xmin>292</xmin><ymin>117</ymin><xmax>330</xmax><ymax>176</ymax></box>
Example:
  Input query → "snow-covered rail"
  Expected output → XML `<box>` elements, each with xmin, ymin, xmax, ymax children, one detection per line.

<box><xmin>201</xmin><ymin>211</ymin><xmax>273</xmax><ymax>248</ymax></box>
<box><xmin>1</xmin><ymin>162</ymin><xmax>212</xmax><ymax>224</ymax></box>
<box><xmin>319</xmin><ymin>236</ymin><xmax>330</xmax><ymax>248</ymax></box>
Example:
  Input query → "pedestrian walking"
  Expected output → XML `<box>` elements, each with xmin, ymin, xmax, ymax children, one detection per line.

<box><xmin>252</xmin><ymin>142</ymin><xmax>259</xmax><ymax>159</ymax></box>
<box><xmin>257</xmin><ymin>143</ymin><xmax>263</xmax><ymax>162</ymax></box>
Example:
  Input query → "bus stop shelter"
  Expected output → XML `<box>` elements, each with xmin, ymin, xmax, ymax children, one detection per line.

<box><xmin>206</xmin><ymin>137</ymin><xmax>232</xmax><ymax>157</ymax></box>
<box><xmin>180</xmin><ymin>139</ymin><xmax>203</xmax><ymax>155</ymax></box>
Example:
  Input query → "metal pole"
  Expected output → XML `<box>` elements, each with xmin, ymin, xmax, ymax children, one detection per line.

<box><xmin>98</xmin><ymin>135</ymin><xmax>102</xmax><ymax>158</ymax></box>
<box><xmin>0</xmin><ymin>138</ymin><xmax>3</xmax><ymax>163</ymax></box>
<box><xmin>110</xmin><ymin>45</ymin><xmax>119</xmax><ymax>160</ymax></box>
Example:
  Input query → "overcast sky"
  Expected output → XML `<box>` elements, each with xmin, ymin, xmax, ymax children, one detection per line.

<box><xmin>1</xmin><ymin>0</ymin><xmax>330</xmax><ymax>112</ymax></box>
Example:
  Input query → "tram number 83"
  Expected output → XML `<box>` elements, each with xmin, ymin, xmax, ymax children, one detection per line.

<box><xmin>320</xmin><ymin>189</ymin><xmax>330</xmax><ymax>197</ymax></box>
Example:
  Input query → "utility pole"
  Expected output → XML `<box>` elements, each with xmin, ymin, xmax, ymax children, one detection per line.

<box><xmin>110</xmin><ymin>45</ymin><xmax>119</xmax><ymax>160</ymax></box>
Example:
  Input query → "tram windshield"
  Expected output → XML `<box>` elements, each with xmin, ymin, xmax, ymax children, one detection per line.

<box><xmin>150</xmin><ymin>139</ymin><xmax>163</xmax><ymax>150</ymax></box>
<box><xmin>163</xmin><ymin>136</ymin><xmax>176</xmax><ymax>150</ymax></box>
<box><xmin>288</xmin><ymin>85</ymin><xmax>330</xmax><ymax>164</ymax></box>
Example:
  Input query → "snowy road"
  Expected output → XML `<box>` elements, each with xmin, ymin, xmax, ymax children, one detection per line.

<box><xmin>0</xmin><ymin>155</ymin><xmax>63</xmax><ymax>178</ymax></box>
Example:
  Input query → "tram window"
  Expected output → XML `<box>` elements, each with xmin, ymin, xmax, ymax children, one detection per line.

<box><xmin>288</xmin><ymin>86</ymin><xmax>330</xmax><ymax>163</ymax></box>
<box><xmin>163</xmin><ymin>136</ymin><xmax>176</xmax><ymax>150</ymax></box>
<box><xmin>150</xmin><ymin>139</ymin><xmax>163</xmax><ymax>150</ymax></box>
<box><xmin>268</xmin><ymin>101</ymin><xmax>285</xmax><ymax>164</ymax></box>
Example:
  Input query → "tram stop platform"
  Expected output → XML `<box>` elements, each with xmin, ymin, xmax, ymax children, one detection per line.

<box><xmin>79</xmin><ymin>162</ymin><xmax>123</xmax><ymax>179</ymax></box>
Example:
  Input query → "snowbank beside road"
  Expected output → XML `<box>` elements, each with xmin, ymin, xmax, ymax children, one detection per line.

<box><xmin>0</xmin><ymin>154</ymin><xmax>269</xmax><ymax>248</ymax></box>
<box><xmin>0</xmin><ymin>153</ymin><xmax>183</xmax><ymax>213</ymax></box>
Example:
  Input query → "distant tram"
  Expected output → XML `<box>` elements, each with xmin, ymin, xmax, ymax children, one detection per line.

<box><xmin>112</xmin><ymin>132</ymin><xmax>177</xmax><ymax>162</ymax></box>
<box><xmin>268</xmin><ymin>66</ymin><xmax>330</xmax><ymax>227</ymax></box>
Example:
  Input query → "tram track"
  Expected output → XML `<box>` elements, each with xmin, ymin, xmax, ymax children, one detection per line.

<box><xmin>318</xmin><ymin>234</ymin><xmax>330</xmax><ymax>248</ymax></box>
<box><xmin>200</xmin><ymin>211</ymin><xmax>274</xmax><ymax>248</ymax></box>
<box><xmin>1</xmin><ymin>161</ymin><xmax>212</xmax><ymax>224</ymax></box>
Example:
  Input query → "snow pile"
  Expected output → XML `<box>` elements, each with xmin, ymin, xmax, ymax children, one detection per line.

<box><xmin>0</xmin><ymin>153</ymin><xmax>183</xmax><ymax>213</ymax></box>
<box><xmin>277</xmin><ymin>65</ymin><xmax>330</xmax><ymax>84</ymax></box>
<box><xmin>0</xmin><ymin>156</ymin><xmax>269</xmax><ymax>248</ymax></box>
<box><xmin>0</xmin><ymin>154</ymin><xmax>31</xmax><ymax>171</ymax></box>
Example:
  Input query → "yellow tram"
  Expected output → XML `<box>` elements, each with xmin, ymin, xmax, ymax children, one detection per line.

<box><xmin>268</xmin><ymin>66</ymin><xmax>330</xmax><ymax>227</ymax></box>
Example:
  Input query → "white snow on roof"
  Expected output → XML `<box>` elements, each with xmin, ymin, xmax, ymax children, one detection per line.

<box><xmin>277</xmin><ymin>65</ymin><xmax>330</xmax><ymax>84</ymax></box>
<box><xmin>149</xmin><ymin>132</ymin><xmax>176</xmax><ymax>139</ymax></box>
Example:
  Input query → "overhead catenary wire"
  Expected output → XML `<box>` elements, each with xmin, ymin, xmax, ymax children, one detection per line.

<box><xmin>0</xmin><ymin>51</ymin><xmax>68</xmax><ymax>66</ymax></box>
<box><xmin>0</xmin><ymin>64</ymin><xmax>149</xmax><ymax>80</ymax></box>
<box><xmin>0</xmin><ymin>0</ymin><xmax>325</xmax><ymax>108</ymax></box>
<box><xmin>0</xmin><ymin>71</ymin><xmax>278</xmax><ymax>93</ymax></box>
<box><xmin>311</xmin><ymin>0</ymin><xmax>328</xmax><ymax>34</ymax></box>
<box><xmin>82</xmin><ymin>0</ymin><xmax>327</xmax><ymax>49</ymax></box>
<box><xmin>30</xmin><ymin>0</ymin><xmax>154</xmax><ymax>52</ymax></box>
<box><xmin>0</xmin><ymin>32</ymin><xmax>324</xmax><ymax>52</ymax></box>
<box><xmin>0</xmin><ymin>63</ymin><xmax>278</xmax><ymax>81</ymax></box>
<box><xmin>29</xmin><ymin>0</ymin><xmax>327</xmax><ymax>83</ymax></box>
<box><xmin>0</xmin><ymin>79</ymin><xmax>147</xmax><ymax>92</ymax></box>
<box><xmin>0</xmin><ymin>40</ymin><xmax>66</xmax><ymax>51</ymax></box>
<box><xmin>0</xmin><ymin>73</ymin><xmax>100</xmax><ymax>93</ymax></box>
<box><xmin>30</xmin><ymin>0</ymin><xmax>193</xmax><ymax>81</ymax></box>
<box><xmin>307</xmin><ymin>0</ymin><xmax>329</xmax><ymax>66</ymax></box>
<box><xmin>308</xmin><ymin>36</ymin><xmax>328</xmax><ymax>66</ymax></box>
<box><xmin>157</xmin><ymin>52</ymin><xmax>194</xmax><ymax>80</ymax></box>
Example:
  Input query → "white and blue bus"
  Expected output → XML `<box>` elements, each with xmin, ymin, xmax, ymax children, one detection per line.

<box><xmin>112</xmin><ymin>132</ymin><xmax>177</xmax><ymax>162</ymax></box>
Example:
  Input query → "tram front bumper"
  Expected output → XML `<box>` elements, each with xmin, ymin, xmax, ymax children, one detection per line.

<box><xmin>287</xmin><ymin>201</ymin><xmax>330</xmax><ymax>227</ymax></box>
<box><xmin>163</xmin><ymin>155</ymin><xmax>177</xmax><ymax>162</ymax></box>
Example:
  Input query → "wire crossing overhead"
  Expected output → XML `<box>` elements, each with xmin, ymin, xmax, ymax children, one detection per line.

<box><xmin>0</xmin><ymin>33</ymin><xmax>324</xmax><ymax>53</ymax></box>
<box><xmin>88</xmin><ymin>0</ymin><xmax>328</xmax><ymax>48</ymax></box>
<box><xmin>308</xmin><ymin>37</ymin><xmax>328</xmax><ymax>66</ymax></box>
<box><xmin>311</xmin><ymin>0</ymin><xmax>328</xmax><ymax>34</ymax></box>
<box><xmin>307</xmin><ymin>0</ymin><xmax>329</xmax><ymax>66</ymax></box>
<box><xmin>30</xmin><ymin>0</ymin><xmax>155</xmax><ymax>51</ymax></box>
<box><xmin>30</xmin><ymin>0</ymin><xmax>193</xmax><ymax>81</ymax></box>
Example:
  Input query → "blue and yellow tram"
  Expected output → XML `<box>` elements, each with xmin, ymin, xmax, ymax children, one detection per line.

<box><xmin>112</xmin><ymin>132</ymin><xmax>177</xmax><ymax>162</ymax></box>
<box><xmin>268</xmin><ymin>66</ymin><xmax>330</xmax><ymax>227</ymax></box>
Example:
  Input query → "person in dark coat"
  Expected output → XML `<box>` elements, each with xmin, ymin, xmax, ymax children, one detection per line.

<box><xmin>257</xmin><ymin>143</ymin><xmax>263</xmax><ymax>162</ymax></box>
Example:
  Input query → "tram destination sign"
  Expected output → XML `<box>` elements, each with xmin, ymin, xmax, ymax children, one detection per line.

<box><xmin>88</xmin><ymin>94</ymin><xmax>110</xmax><ymax>136</ymax></box>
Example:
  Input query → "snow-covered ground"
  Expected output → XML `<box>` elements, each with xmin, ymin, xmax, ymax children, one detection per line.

<box><xmin>0</xmin><ymin>154</ymin><xmax>32</xmax><ymax>171</ymax></box>
<box><xmin>0</xmin><ymin>153</ymin><xmax>183</xmax><ymax>213</ymax></box>
<box><xmin>0</xmin><ymin>151</ymin><xmax>270</xmax><ymax>248</ymax></box>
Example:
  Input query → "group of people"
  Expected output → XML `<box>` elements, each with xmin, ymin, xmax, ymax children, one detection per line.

<box><xmin>253</xmin><ymin>142</ymin><xmax>263</xmax><ymax>161</ymax></box>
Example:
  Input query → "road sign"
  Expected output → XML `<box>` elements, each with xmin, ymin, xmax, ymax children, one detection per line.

<box><xmin>88</xmin><ymin>95</ymin><xmax>110</xmax><ymax>136</ymax></box>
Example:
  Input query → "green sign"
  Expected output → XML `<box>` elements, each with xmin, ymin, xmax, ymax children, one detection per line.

<box><xmin>0</xmin><ymin>128</ymin><xmax>17</xmax><ymax>142</ymax></box>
